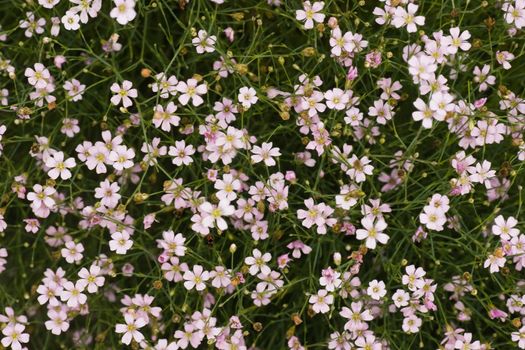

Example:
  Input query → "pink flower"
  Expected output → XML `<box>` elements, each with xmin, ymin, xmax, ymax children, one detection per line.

<box><xmin>60</xmin><ymin>280</ymin><xmax>87</xmax><ymax>307</ymax></box>
<box><xmin>238</xmin><ymin>86</ymin><xmax>258</xmax><ymax>109</ymax></box>
<box><xmin>392</xmin><ymin>3</ymin><xmax>425</xmax><ymax>33</ymax></box>
<box><xmin>176</xmin><ymin>78</ymin><xmax>207</xmax><ymax>106</ymax></box>
<box><xmin>355</xmin><ymin>217</ymin><xmax>389</xmax><ymax>249</ymax></box>
<box><xmin>244</xmin><ymin>249</ymin><xmax>272</xmax><ymax>275</ymax></box>
<box><xmin>109</xmin><ymin>231</ymin><xmax>133</xmax><ymax>254</ymax></box>
<box><xmin>157</xmin><ymin>230</ymin><xmax>186</xmax><ymax>256</ymax></box>
<box><xmin>297</xmin><ymin>198</ymin><xmax>336</xmax><ymax>234</ymax></box>
<box><xmin>153</xmin><ymin>102</ymin><xmax>180</xmax><ymax>132</ymax></box>
<box><xmin>115</xmin><ymin>313</ymin><xmax>146</xmax><ymax>345</ymax></box>
<box><xmin>94</xmin><ymin>179</ymin><xmax>121</xmax><ymax>208</ymax></box>
<box><xmin>309</xmin><ymin>289</ymin><xmax>333</xmax><ymax>314</ymax></box>
<box><xmin>251</xmin><ymin>142</ymin><xmax>281</xmax><ymax>166</ymax></box>
<box><xmin>183</xmin><ymin>264</ymin><xmax>210</xmax><ymax>291</ymax></box>
<box><xmin>295</xmin><ymin>1</ymin><xmax>325</xmax><ymax>29</ymax></box>
<box><xmin>488</xmin><ymin>308</ymin><xmax>508</xmax><ymax>321</ymax></box>
<box><xmin>340</xmin><ymin>301</ymin><xmax>373</xmax><ymax>331</ymax></box>
<box><xmin>45</xmin><ymin>151</ymin><xmax>76</xmax><ymax>180</ymax></box>
<box><xmin>223</xmin><ymin>26</ymin><xmax>235</xmax><ymax>42</ymax></box>
<box><xmin>110</xmin><ymin>0</ymin><xmax>137</xmax><ymax>25</ymax></box>
<box><xmin>110</xmin><ymin>80</ymin><xmax>137</xmax><ymax>108</ymax></box>
<box><xmin>169</xmin><ymin>140</ymin><xmax>195</xmax><ymax>166</ymax></box>
<box><xmin>61</xmin><ymin>241</ymin><xmax>84</xmax><ymax>263</ymax></box>
<box><xmin>1</xmin><ymin>323</ymin><xmax>29</xmax><ymax>350</ymax></box>
<box><xmin>109</xmin><ymin>145</ymin><xmax>135</xmax><ymax>170</ymax></box>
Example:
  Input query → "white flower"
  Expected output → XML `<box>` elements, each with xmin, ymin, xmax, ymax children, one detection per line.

<box><xmin>492</xmin><ymin>215</ymin><xmax>519</xmax><ymax>240</ymax></box>
<box><xmin>109</xmin><ymin>231</ymin><xmax>133</xmax><ymax>254</ymax></box>
<box><xmin>484</xmin><ymin>251</ymin><xmax>506</xmax><ymax>273</ymax></box>
<box><xmin>61</xmin><ymin>11</ymin><xmax>81</xmax><ymax>30</ymax></box>
<box><xmin>45</xmin><ymin>310</ymin><xmax>69</xmax><ymax>335</ymax></box>
<box><xmin>309</xmin><ymin>289</ymin><xmax>333</xmax><ymax>314</ymax></box>
<box><xmin>176</xmin><ymin>78</ymin><xmax>207</xmax><ymax>106</ymax></box>
<box><xmin>24</xmin><ymin>63</ymin><xmax>51</xmax><ymax>89</ymax></box>
<box><xmin>355</xmin><ymin>217</ymin><xmax>389</xmax><ymax>249</ymax></box>
<box><xmin>392</xmin><ymin>3</ymin><xmax>425</xmax><ymax>33</ymax></box>
<box><xmin>110</xmin><ymin>80</ymin><xmax>138</xmax><ymax>108</ymax></box>
<box><xmin>38</xmin><ymin>0</ymin><xmax>60</xmax><ymax>9</ymax></box>
<box><xmin>153</xmin><ymin>102</ymin><xmax>180</xmax><ymax>132</ymax></box>
<box><xmin>108</xmin><ymin>145</ymin><xmax>135</xmax><ymax>170</ymax></box>
<box><xmin>392</xmin><ymin>289</ymin><xmax>410</xmax><ymax>308</ymax></box>
<box><xmin>1</xmin><ymin>323</ymin><xmax>29</xmax><ymax>350</ymax></box>
<box><xmin>244</xmin><ymin>249</ymin><xmax>272</xmax><ymax>275</ymax></box>
<box><xmin>110</xmin><ymin>0</ymin><xmax>137</xmax><ymax>25</ymax></box>
<box><xmin>446</xmin><ymin>27</ymin><xmax>471</xmax><ymax>54</ymax></box>
<box><xmin>412</xmin><ymin>98</ymin><xmax>434</xmax><ymax>128</ymax></box>
<box><xmin>295</xmin><ymin>1</ymin><xmax>325</xmax><ymax>29</ymax></box>
<box><xmin>408</xmin><ymin>54</ymin><xmax>437</xmax><ymax>83</ymax></box>
<box><xmin>60</xmin><ymin>241</ymin><xmax>84</xmax><ymax>263</ymax></box>
<box><xmin>346</xmin><ymin>155</ymin><xmax>374</xmax><ymax>183</ymax></box>
<box><xmin>169</xmin><ymin>141</ymin><xmax>195</xmax><ymax>166</ymax></box>
<box><xmin>60</xmin><ymin>281</ymin><xmax>87</xmax><ymax>307</ymax></box>
<box><xmin>467</xmin><ymin>160</ymin><xmax>496</xmax><ymax>189</ymax></box>
<box><xmin>77</xmin><ymin>265</ymin><xmax>105</xmax><ymax>293</ymax></box>
<box><xmin>238</xmin><ymin>86</ymin><xmax>258</xmax><ymax>109</ymax></box>
<box><xmin>183</xmin><ymin>265</ymin><xmax>210</xmax><ymax>291</ymax></box>
<box><xmin>192</xmin><ymin>29</ymin><xmax>217</xmax><ymax>54</ymax></box>
<box><xmin>324</xmin><ymin>88</ymin><xmax>349</xmax><ymax>110</ymax></box>
<box><xmin>63</xmin><ymin>79</ymin><xmax>86</xmax><ymax>102</ymax></box>
<box><xmin>200</xmin><ymin>200</ymin><xmax>235</xmax><ymax>231</ymax></box>
<box><xmin>402</xmin><ymin>315</ymin><xmax>422</xmax><ymax>333</ymax></box>
<box><xmin>419</xmin><ymin>207</ymin><xmax>446</xmax><ymax>231</ymax></box>
<box><xmin>367</xmin><ymin>279</ymin><xmax>387</xmax><ymax>300</ymax></box>
<box><xmin>251</xmin><ymin>142</ymin><xmax>281</xmax><ymax>166</ymax></box>
<box><xmin>45</xmin><ymin>151</ymin><xmax>76</xmax><ymax>180</ymax></box>
<box><xmin>115</xmin><ymin>313</ymin><xmax>146</xmax><ymax>345</ymax></box>
<box><xmin>94</xmin><ymin>179</ymin><xmax>121</xmax><ymax>208</ymax></box>
<box><xmin>214</xmin><ymin>173</ymin><xmax>241</xmax><ymax>201</ymax></box>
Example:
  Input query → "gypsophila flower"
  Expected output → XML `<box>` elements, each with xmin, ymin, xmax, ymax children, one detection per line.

<box><xmin>392</xmin><ymin>4</ymin><xmax>425</xmax><ymax>33</ymax></box>
<box><xmin>110</xmin><ymin>80</ymin><xmax>137</xmax><ymax>108</ymax></box>
<box><xmin>177</xmin><ymin>78</ymin><xmax>207</xmax><ymax>106</ymax></box>
<box><xmin>44</xmin><ymin>151</ymin><xmax>76</xmax><ymax>180</ymax></box>
<box><xmin>296</xmin><ymin>1</ymin><xmax>325</xmax><ymax>29</ymax></box>
<box><xmin>238</xmin><ymin>86</ymin><xmax>258</xmax><ymax>109</ymax></box>
<box><xmin>115</xmin><ymin>313</ymin><xmax>146</xmax><ymax>345</ymax></box>
<box><xmin>109</xmin><ymin>231</ymin><xmax>133</xmax><ymax>254</ymax></box>
<box><xmin>110</xmin><ymin>0</ymin><xmax>137</xmax><ymax>25</ymax></box>
<box><xmin>192</xmin><ymin>29</ymin><xmax>217</xmax><ymax>54</ymax></box>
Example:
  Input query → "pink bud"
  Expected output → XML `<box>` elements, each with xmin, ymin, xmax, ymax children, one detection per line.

<box><xmin>157</xmin><ymin>252</ymin><xmax>169</xmax><ymax>263</ymax></box>
<box><xmin>488</xmin><ymin>308</ymin><xmax>508</xmax><ymax>321</ymax></box>
<box><xmin>54</xmin><ymin>55</ymin><xmax>67</xmax><ymax>69</ymax></box>
<box><xmin>327</xmin><ymin>17</ymin><xmax>338</xmax><ymax>29</ymax></box>
<box><xmin>224</xmin><ymin>27</ymin><xmax>235</xmax><ymax>43</ymax></box>
<box><xmin>474</xmin><ymin>97</ymin><xmax>487</xmax><ymax>109</ymax></box>
<box><xmin>449</xmin><ymin>186</ymin><xmax>462</xmax><ymax>197</ymax></box>
<box><xmin>347</xmin><ymin>66</ymin><xmax>358</xmax><ymax>81</ymax></box>
<box><xmin>285</xmin><ymin>170</ymin><xmax>296</xmax><ymax>183</ymax></box>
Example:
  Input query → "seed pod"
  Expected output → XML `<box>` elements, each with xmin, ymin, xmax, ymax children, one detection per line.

<box><xmin>291</xmin><ymin>313</ymin><xmax>302</xmax><ymax>325</ymax></box>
